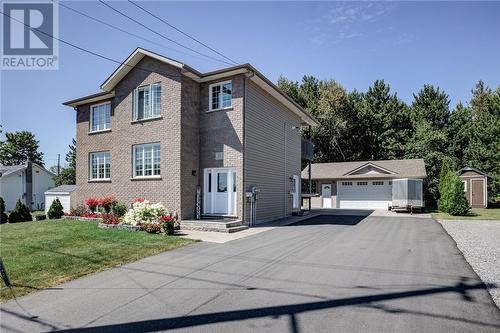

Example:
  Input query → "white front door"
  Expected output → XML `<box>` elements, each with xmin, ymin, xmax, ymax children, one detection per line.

<box><xmin>204</xmin><ymin>168</ymin><xmax>236</xmax><ymax>216</ymax></box>
<box><xmin>322</xmin><ymin>184</ymin><xmax>332</xmax><ymax>208</ymax></box>
<box><xmin>292</xmin><ymin>175</ymin><xmax>300</xmax><ymax>209</ymax></box>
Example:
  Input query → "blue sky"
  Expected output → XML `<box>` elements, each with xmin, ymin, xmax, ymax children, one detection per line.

<box><xmin>1</xmin><ymin>1</ymin><xmax>499</xmax><ymax>167</ymax></box>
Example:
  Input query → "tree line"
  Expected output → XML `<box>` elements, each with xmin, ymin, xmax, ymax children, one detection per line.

<box><xmin>277</xmin><ymin>77</ymin><xmax>499</xmax><ymax>207</ymax></box>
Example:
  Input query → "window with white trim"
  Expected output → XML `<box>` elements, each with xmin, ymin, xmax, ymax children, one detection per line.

<box><xmin>90</xmin><ymin>102</ymin><xmax>111</xmax><ymax>132</ymax></box>
<box><xmin>209</xmin><ymin>81</ymin><xmax>232</xmax><ymax>111</ymax></box>
<box><xmin>133</xmin><ymin>83</ymin><xmax>161</xmax><ymax>120</ymax></box>
<box><xmin>90</xmin><ymin>152</ymin><xmax>110</xmax><ymax>180</ymax></box>
<box><xmin>133</xmin><ymin>143</ymin><xmax>161</xmax><ymax>177</ymax></box>
<box><xmin>357</xmin><ymin>181</ymin><xmax>368</xmax><ymax>186</ymax></box>
<box><xmin>462</xmin><ymin>180</ymin><xmax>467</xmax><ymax>192</ymax></box>
<box><xmin>373</xmin><ymin>181</ymin><xmax>384</xmax><ymax>185</ymax></box>
<box><xmin>341</xmin><ymin>181</ymin><xmax>352</xmax><ymax>186</ymax></box>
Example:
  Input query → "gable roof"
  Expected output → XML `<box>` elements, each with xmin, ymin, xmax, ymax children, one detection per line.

<box><xmin>45</xmin><ymin>185</ymin><xmax>77</xmax><ymax>193</ymax></box>
<box><xmin>63</xmin><ymin>48</ymin><xmax>318</xmax><ymax>126</ymax></box>
<box><xmin>343</xmin><ymin>162</ymin><xmax>397</xmax><ymax>176</ymax></box>
<box><xmin>302</xmin><ymin>159</ymin><xmax>427</xmax><ymax>180</ymax></box>
<box><xmin>458</xmin><ymin>167</ymin><xmax>492</xmax><ymax>178</ymax></box>
<box><xmin>0</xmin><ymin>163</ymin><xmax>55</xmax><ymax>178</ymax></box>
<box><xmin>0</xmin><ymin>165</ymin><xmax>26</xmax><ymax>178</ymax></box>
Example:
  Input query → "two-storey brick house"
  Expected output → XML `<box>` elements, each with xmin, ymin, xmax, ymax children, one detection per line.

<box><xmin>64</xmin><ymin>48</ymin><xmax>317</xmax><ymax>224</ymax></box>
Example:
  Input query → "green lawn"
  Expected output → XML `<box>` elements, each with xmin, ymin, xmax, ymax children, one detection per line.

<box><xmin>431</xmin><ymin>208</ymin><xmax>500</xmax><ymax>220</ymax></box>
<box><xmin>0</xmin><ymin>220</ymin><xmax>196</xmax><ymax>302</ymax></box>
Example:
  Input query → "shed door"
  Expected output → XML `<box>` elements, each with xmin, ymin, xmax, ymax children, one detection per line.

<box><xmin>471</xmin><ymin>179</ymin><xmax>484</xmax><ymax>207</ymax></box>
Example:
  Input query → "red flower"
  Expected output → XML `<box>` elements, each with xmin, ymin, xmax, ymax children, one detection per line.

<box><xmin>161</xmin><ymin>215</ymin><xmax>175</xmax><ymax>222</ymax></box>
<box><xmin>85</xmin><ymin>198</ymin><xmax>99</xmax><ymax>208</ymax></box>
<box><xmin>133</xmin><ymin>198</ymin><xmax>146</xmax><ymax>203</ymax></box>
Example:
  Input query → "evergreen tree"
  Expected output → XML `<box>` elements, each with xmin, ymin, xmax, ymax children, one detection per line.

<box><xmin>53</xmin><ymin>139</ymin><xmax>76</xmax><ymax>186</ymax></box>
<box><xmin>8</xmin><ymin>200</ymin><xmax>32</xmax><ymax>223</ymax></box>
<box><xmin>0</xmin><ymin>131</ymin><xmax>44</xmax><ymax>166</ymax></box>
<box><xmin>0</xmin><ymin>197</ymin><xmax>8</xmax><ymax>224</ymax></box>
<box><xmin>47</xmin><ymin>198</ymin><xmax>64</xmax><ymax>219</ymax></box>
<box><xmin>446</xmin><ymin>173</ymin><xmax>471</xmax><ymax>216</ymax></box>
<box><xmin>438</xmin><ymin>160</ymin><xmax>452</xmax><ymax>212</ymax></box>
<box><xmin>410</xmin><ymin>85</ymin><xmax>450</xmax><ymax>131</ymax></box>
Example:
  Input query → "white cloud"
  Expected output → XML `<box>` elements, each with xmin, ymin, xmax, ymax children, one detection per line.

<box><xmin>308</xmin><ymin>2</ymin><xmax>398</xmax><ymax>45</ymax></box>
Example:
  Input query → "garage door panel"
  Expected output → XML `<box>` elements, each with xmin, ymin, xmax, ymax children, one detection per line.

<box><xmin>338</xmin><ymin>181</ymin><xmax>392</xmax><ymax>209</ymax></box>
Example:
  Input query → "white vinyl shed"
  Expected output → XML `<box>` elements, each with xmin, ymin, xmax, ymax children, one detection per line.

<box><xmin>45</xmin><ymin>185</ymin><xmax>76</xmax><ymax>213</ymax></box>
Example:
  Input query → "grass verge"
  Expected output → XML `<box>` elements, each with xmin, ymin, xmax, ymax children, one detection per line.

<box><xmin>0</xmin><ymin>219</ymin><xmax>196</xmax><ymax>302</ymax></box>
<box><xmin>431</xmin><ymin>208</ymin><xmax>500</xmax><ymax>220</ymax></box>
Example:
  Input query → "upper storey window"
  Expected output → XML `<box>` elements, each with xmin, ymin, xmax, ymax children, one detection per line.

<box><xmin>209</xmin><ymin>81</ymin><xmax>232</xmax><ymax>111</ymax></box>
<box><xmin>90</xmin><ymin>102</ymin><xmax>111</xmax><ymax>132</ymax></box>
<box><xmin>133</xmin><ymin>83</ymin><xmax>161</xmax><ymax>120</ymax></box>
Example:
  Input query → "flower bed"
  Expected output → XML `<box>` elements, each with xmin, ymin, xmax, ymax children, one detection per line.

<box><xmin>66</xmin><ymin>198</ymin><xmax>179</xmax><ymax>234</ymax></box>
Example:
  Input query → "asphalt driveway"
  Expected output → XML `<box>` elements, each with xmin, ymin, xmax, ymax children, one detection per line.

<box><xmin>1</xmin><ymin>213</ymin><xmax>499</xmax><ymax>332</ymax></box>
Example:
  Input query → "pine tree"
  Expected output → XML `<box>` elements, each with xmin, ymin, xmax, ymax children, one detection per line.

<box><xmin>8</xmin><ymin>200</ymin><xmax>32</xmax><ymax>223</ymax></box>
<box><xmin>47</xmin><ymin>198</ymin><xmax>64</xmax><ymax>219</ymax></box>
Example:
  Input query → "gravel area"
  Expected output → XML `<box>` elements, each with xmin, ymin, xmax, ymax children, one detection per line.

<box><xmin>440</xmin><ymin>219</ymin><xmax>500</xmax><ymax>308</ymax></box>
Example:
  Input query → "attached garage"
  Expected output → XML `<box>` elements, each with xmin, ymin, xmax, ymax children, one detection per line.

<box><xmin>302</xmin><ymin>159</ymin><xmax>427</xmax><ymax>210</ymax></box>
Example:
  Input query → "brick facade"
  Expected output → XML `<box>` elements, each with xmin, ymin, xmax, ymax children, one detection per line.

<box><xmin>73</xmin><ymin>54</ymin><xmax>305</xmax><ymax>222</ymax></box>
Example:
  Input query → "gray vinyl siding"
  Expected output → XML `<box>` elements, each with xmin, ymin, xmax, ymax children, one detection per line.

<box><xmin>244</xmin><ymin>80</ymin><xmax>302</xmax><ymax>223</ymax></box>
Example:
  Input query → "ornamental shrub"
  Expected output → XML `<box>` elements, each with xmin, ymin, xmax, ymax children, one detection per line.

<box><xmin>47</xmin><ymin>198</ymin><xmax>64</xmax><ymax>219</ymax></box>
<box><xmin>122</xmin><ymin>200</ymin><xmax>167</xmax><ymax>226</ymax></box>
<box><xmin>446</xmin><ymin>174</ymin><xmax>470</xmax><ymax>216</ymax></box>
<box><xmin>438</xmin><ymin>162</ymin><xmax>470</xmax><ymax>216</ymax></box>
<box><xmin>85</xmin><ymin>198</ymin><xmax>99</xmax><ymax>212</ymax></box>
<box><xmin>0</xmin><ymin>197</ymin><xmax>8</xmax><ymax>224</ymax></box>
<box><xmin>160</xmin><ymin>215</ymin><xmax>177</xmax><ymax>235</ymax></box>
<box><xmin>438</xmin><ymin>160</ymin><xmax>453</xmax><ymax>213</ymax></box>
<box><xmin>111</xmin><ymin>202</ymin><xmax>128</xmax><ymax>217</ymax></box>
<box><xmin>8</xmin><ymin>200</ymin><xmax>32</xmax><ymax>223</ymax></box>
<box><xmin>99</xmin><ymin>196</ymin><xmax>117</xmax><ymax>213</ymax></box>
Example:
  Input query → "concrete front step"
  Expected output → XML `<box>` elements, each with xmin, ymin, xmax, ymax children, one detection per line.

<box><xmin>181</xmin><ymin>220</ymin><xmax>248</xmax><ymax>233</ymax></box>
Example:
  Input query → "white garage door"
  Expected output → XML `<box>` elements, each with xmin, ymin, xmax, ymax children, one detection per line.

<box><xmin>338</xmin><ymin>180</ymin><xmax>392</xmax><ymax>209</ymax></box>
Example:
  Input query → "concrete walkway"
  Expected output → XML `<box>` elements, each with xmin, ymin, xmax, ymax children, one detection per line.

<box><xmin>1</xmin><ymin>213</ymin><xmax>499</xmax><ymax>332</ymax></box>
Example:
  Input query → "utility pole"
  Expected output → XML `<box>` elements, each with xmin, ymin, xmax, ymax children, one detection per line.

<box><xmin>57</xmin><ymin>154</ymin><xmax>60</xmax><ymax>176</ymax></box>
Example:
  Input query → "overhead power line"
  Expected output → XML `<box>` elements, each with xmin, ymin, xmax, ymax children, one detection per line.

<box><xmin>127</xmin><ymin>0</ymin><xmax>238</xmax><ymax>65</ymax></box>
<box><xmin>57</xmin><ymin>2</ymin><xmax>226</xmax><ymax>65</ymax></box>
<box><xmin>0</xmin><ymin>10</ymin><xmax>185</xmax><ymax>82</ymax></box>
<box><xmin>98</xmin><ymin>0</ymin><xmax>234</xmax><ymax>66</ymax></box>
